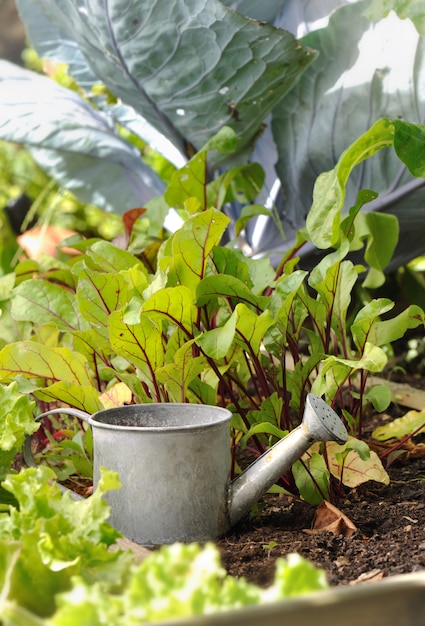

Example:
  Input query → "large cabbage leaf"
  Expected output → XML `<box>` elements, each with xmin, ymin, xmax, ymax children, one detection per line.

<box><xmin>5</xmin><ymin>0</ymin><xmax>314</xmax><ymax>213</ymax></box>
<box><xmin>247</xmin><ymin>1</ymin><xmax>425</xmax><ymax>268</ymax></box>
<box><xmin>17</xmin><ymin>0</ymin><xmax>315</xmax><ymax>154</ymax></box>
<box><xmin>0</xmin><ymin>60</ymin><xmax>164</xmax><ymax>211</ymax></box>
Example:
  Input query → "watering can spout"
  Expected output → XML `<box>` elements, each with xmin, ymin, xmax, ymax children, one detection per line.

<box><xmin>227</xmin><ymin>394</ymin><xmax>348</xmax><ymax>530</ymax></box>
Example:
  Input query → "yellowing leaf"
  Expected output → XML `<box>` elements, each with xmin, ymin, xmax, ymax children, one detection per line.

<box><xmin>326</xmin><ymin>438</ymin><xmax>389</xmax><ymax>487</ymax></box>
<box><xmin>99</xmin><ymin>382</ymin><xmax>133</xmax><ymax>409</ymax></box>
<box><xmin>373</xmin><ymin>409</ymin><xmax>425</xmax><ymax>441</ymax></box>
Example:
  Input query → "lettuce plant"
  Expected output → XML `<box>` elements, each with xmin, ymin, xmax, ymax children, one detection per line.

<box><xmin>0</xmin><ymin>466</ymin><xmax>327</xmax><ymax>624</ymax></box>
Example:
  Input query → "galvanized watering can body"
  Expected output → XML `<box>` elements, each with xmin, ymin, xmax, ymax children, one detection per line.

<box><xmin>89</xmin><ymin>404</ymin><xmax>232</xmax><ymax>545</ymax></box>
<box><xmin>25</xmin><ymin>395</ymin><xmax>348</xmax><ymax>546</ymax></box>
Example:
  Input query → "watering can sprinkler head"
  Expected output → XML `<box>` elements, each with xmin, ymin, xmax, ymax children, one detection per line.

<box><xmin>227</xmin><ymin>393</ymin><xmax>348</xmax><ymax>530</ymax></box>
<box><xmin>302</xmin><ymin>393</ymin><xmax>348</xmax><ymax>445</ymax></box>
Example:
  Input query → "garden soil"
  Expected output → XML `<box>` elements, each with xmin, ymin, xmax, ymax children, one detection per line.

<box><xmin>217</xmin><ymin>456</ymin><xmax>425</xmax><ymax>587</ymax></box>
<box><xmin>217</xmin><ymin>384</ymin><xmax>425</xmax><ymax>588</ymax></box>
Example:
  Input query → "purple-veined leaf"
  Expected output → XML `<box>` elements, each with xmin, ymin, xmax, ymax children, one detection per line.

<box><xmin>109</xmin><ymin>311</ymin><xmax>165</xmax><ymax>401</ymax></box>
<box><xmin>0</xmin><ymin>342</ymin><xmax>93</xmax><ymax>387</ymax></box>
<box><xmin>12</xmin><ymin>280</ymin><xmax>84</xmax><ymax>333</ymax></box>
<box><xmin>142</xmin><ymin>286</ymin><xmax>196</xmax><ymax>338</ymax></box>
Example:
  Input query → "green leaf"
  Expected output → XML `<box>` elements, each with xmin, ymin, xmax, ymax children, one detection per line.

<box><xmin>202</xmin><ymin>125</ymin><xmax>239</xmax><ymax>154</ymax></box>
<box><xmin>313</xmin><ymin>342</ymin><xmax>388</xmax><ymax>401</ymax></box>
<box><xmin>309</xmin><ymin>251</ymin><xmax>358</xmax><ymax>340</ymax></box>
<box><xmin>306</xmin><ymin>115</ymin><xmax>394</xmax><ymax>248</ymax></box>
<box><xmin>142</xmin><ymin>286</ymin><xmax>196</xmax><ymax>337</ymax></box>
<box><xmin>246</xmin><ymin>393</ymin><xmax>284</xmax><ymax>428</ymax></box>
<box><xmin>235</xmin><ymin>204</ymin><xmax>272</xmax><ymax>237</ymax></box>
<box><xmin>168</xmin><ymin>210</ymin><xmax>230</xmax><ymax>290</ymax></box>
<box><xmin>352</xmin><ymin>301</ymin><xmax>424</xmax><ymax>350</ymax></box>
<box><xmin>372</xmin><ymin>408</ymin><xmax>425</xmax><ymax>441</ymax></box>
<box><xmin>0</xmin><ymin>382</ymin><xmax>37</xmax><ymax>452</ymax></box>
<box><xmin>366</xmin><ymin>0</ymin><xmax>425</xmax><ymax>36</ymax></box>
<box><xmin>187</xmin><ymin>378</ymin><xmax>217</xmax><ymax>406</ymax></box>
<box><xmin>109</xmin><ymin>310</ymin><xmax>164</xmax><ymax>397</ymax></box>
<box><xmin>84</xmin><ymin>241</ymin><xmax>147</xmax><ymax>274</ymax></box>
<box><xmin>271</xmin><ymin>2</ymin><xmax>425</xmax><ymax>263</ymax></box>
<box><xmin>196</xmin><ymin>274</ymin><xmax>269</xmax><ymax>311</ymax></box>
<box><xmin>393</xmin><ymin>119</ymin><xmax>425</xmax><ymax>177</ymax></box>
<box><xmin>293</xmin><ymin>453</ymin><xmax>330</xmax><ymax>505</ymax></box>
<box><xmin>196</xmin><ymin>311</ymin><xmax>237</xmax><ymax>360</ymax></box>
<box><xmin>351</xmin><ymin>298</ymin><xmax>394</xmax><ymax>351</ymax></box>
<box><xmin>155</xmin><ymin>341</ymin><xmax>208</xmax><ymax>402</ymax></box>
<box><xmin>75</xmin><ymin>266</ymin><xmax>147</xmax><ymax>350</ymax></box>
<box><xmin>307</xmin><ymin>118</ymin><xmax>425</xmax><ymax>251</ymax></box>
<box><xmin>351</xmin><ymin>212</ymin><xmax>399</xmax><ymax>288</ymax></box>
<box><xmin>331</xmin><ymin>342</ymin><xmax>388</xmax><ymax>372</ymax></box>
<box><xmin>24</xmin><ymin>0</ymin><xmax>315</xmax><ymax>154</ymax></box>
<box><xmin>209</xmin><ymin>163</ymin><xmax>265</xmax><ymax>211</ymax></box>
<box><xmin>211</xmin><ymin>247</ymin><xmax>253</xmax><ymax>287</ymax></box>
<box><xmin>34</xmin><ymin>383</ymin><xmax>103</xmax><ymax>414</ymax></box>
<box><xmin>12</xmin><ymin>280</ymin><xmax>84</xmax><ymax>332</ymax></box>
<box><xmin>0</xmin><ymin>61</ymin><xmax>164</xmax><ymax>212</ymax></box>
<box><xmin>165</xmin><ymin>151</ymin><xmax>208</xmax><ymax>212</ymax></box>
<box><xmin>364</xmin><ymin>384</ymin><xmax>392</xmax><ymax>412</ymax></box>
<box><xmin>234</xmin><ymin>304</ymin><xmax>275</xmax><ymax>355</ymax></box>
<box><xmin>126</xmin><ymin>542</ymin><xmax>258</xmax><ymax>620</ymax></box>
<box><xmin>0</xmin><ymin>465</ymin><xmax>131</xmax><ymax>617</ymax></box>
<box><xmin>240</xmin><ymin>422</ymin><xmax>287</xmax><ymax>448</ymax></box>
<box><xmin>0</xmin><ymin>342</ymin><xmax>94</xmax><ymax>387</ymax></box>
<box><xmin>269</xmin><ymin>553</ymin><xmax>328</xmax><ymax>599</ymax></box>
<box><xmin>16</xmin><ymin>0</ymin><xmax>98</xmax><ymax>90</ymax></box>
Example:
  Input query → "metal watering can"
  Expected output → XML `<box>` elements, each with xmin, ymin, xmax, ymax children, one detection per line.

<box><xmin>24</xmin><ymin>394</ymin><xmax>347</xmax><ymax>546</ymax></box>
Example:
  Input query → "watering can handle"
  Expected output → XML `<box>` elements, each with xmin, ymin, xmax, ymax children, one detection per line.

<box><xmin>22</xmin><ymin>408</ymin><xmax>91</xmax><ymax>468</ymax></box>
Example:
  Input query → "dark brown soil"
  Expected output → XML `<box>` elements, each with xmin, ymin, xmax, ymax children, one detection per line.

<box><xmin>217</xmin><ymin>371</ymin><xmax>425</xmax><ymax>588</ymax></box>
<box><xmin>217</xmin><ymin>456</ymin><xmax>425</xmax><ymax>587</ymax></box>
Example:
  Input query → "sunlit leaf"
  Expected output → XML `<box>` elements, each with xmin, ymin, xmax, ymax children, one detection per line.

<box><xmin>109</xmin><ymin>310</ymin><xmax>164</xmax><ymax>398</ymax></box>
<box><xmin>165</xmin><ymin>151</ymin><xmax>208</xmax><ymax>212</ymax></box>
<box><xmin>326</xmin><ymin>438</ymin><xmax>389</xmax><ymax>487</ymax></box>
<box><xmin>0</xmin><ymin>342</ymin><xmax>93</xmax><ymax>387</ymax></box>
<box><xmin>352</xmin><ymin>300</ymin><xmax>424</xmax><ymax>350</ymax></box>
<box><xmin>234</xmin><ymin>304</ymin><xmax>275</xmax><ymax>355</ymax></box>
<box><xmin>142</xmin><ymin>286</ymin><xmax>196</xmax><ymax>337</ymax></box>
<box><xmin>169</xmin><ymin>210</ymin><xmax>230</xmax><ymax>290</ymax></box>
<box><xmin>84</xmin><ymin>241</ymin><xmax>148</xmax><ymax>274</ymax></box>
<box><xmin>366</xmin><ymin>0</ymin><xmax>425</xmax><ymax>36</ymax></box>
<box><xmin>34</xmin><ymin>383</ymin><xmax>102</xmax><ymax>414</ymax></box>
<box><xmin>373</xmin><ymin>408</ymin><xmax>425</xmax><ymax>441</ymax></box>
<box><xmin>0</xmin><ymin>382</ymin><xmax>37</xmax><ymax>452</ymax></box>
<box><xmin>99</xmin><ymin>382</ymin><xmax>133</xmax><ymax>409</ymax></box>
